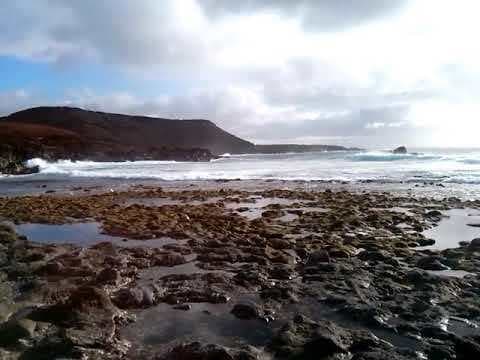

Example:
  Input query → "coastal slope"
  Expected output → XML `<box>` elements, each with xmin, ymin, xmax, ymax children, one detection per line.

<box><xmin>0</xmin><ymin>106</ymin><xmax>357</xmax><ymax>174</ymax></box>
<box><xmin>2</xmin><ymin>106</ymin><xmax>255</xmax><ymax>156</ymax></box>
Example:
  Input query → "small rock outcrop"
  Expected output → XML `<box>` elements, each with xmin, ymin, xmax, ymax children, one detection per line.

<box><xmin>0</xmin><ymin>146</ymin><xmax>39</xmax><ymax>175</ymax></box>
<box><xmin>392</xmin><ymin>146</ymin><xmax>408</xmax><ymax>154</ymax></box>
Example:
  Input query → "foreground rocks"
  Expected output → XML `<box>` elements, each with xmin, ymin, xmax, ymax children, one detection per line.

<box><xmin>0</xmin><ymin>186</ymin><xmax>479</xmax><ymax>358</ymax></box>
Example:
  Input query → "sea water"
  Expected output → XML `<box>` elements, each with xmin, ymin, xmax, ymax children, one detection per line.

<box><xmin>10</xmin><ymin>148</ymin><xmax>480</xmax><ymax>185</ymax></box>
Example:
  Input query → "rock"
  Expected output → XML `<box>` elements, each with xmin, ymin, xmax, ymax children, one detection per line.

<box><xmin>426</xmin><ymin>210</ymin><xmax>443</xmax><ymax>218</ymax></box>
<box><xmin>0</xmin><ymin>156</ymin><xmax>39</xmax><ymax>175</ymax></box>
<box><xmin>113</xmin><ymin>286</ymin><xmax>156</xmax><ymax>309</ymax></box>
<box><xmin>62</xmin><ymin>286</ymin><xmax>115</xmax><ymax>314</ymax></box>
<box><xmin>269</xmin><ymin>238</ymin><xmax>291</xmax><ymax>250</ymax></box>
<box><xmin>351</xmin><ymin>349</ymin><xmax>410</xmax><ymax>360</ymax></box>
<box><xmin>358</xmin><ymin>250</ymin><xmax>390</xmax><ymax>262</ymax></box>
<box><xmin>468</xmin><ymin>238</ymin><xmax>480</xmax><ymax>250</ymax></box>
<box><xmin>392</xmin><ymin>146</ymin><xmax>407</xmax><ymax>154</ymax></box>
<box><xmin>406</xmin><ymin>269</ymin><xmax>443</xmax><ymax>285</ymax></box>
<box><xmin>0</xmin><ymin>224</ymin><xmax>18</xmax><ymax>244</ymax></box>
<box><xmin>95</xmin><ymin>268</ymin><xmax>121</xmax><ymax>285</ymax></box>
<box><xmin>173</xmin><ymin>304</ymin><xmax>192</xmax><ymax>311</ymax></box>
<box><xmin>231</xmin><ymin>302</ymin><xmax>260</xmax><ymax>320</ymax></box>
<box><xmin>153</xmin><ymin>253</ymin><xmax>187</xmax><ymax>267</ymax></box>
<box><xmin>307</xmin><ymin>249</ymin><xmax>330</xmax><ymax>264</ymax></box>
<box><xmin>269</xmin><ymin>317</ymin><xmax>350</xmax><ymax>358</ymax></box>
<box><xmin>160</xmin><ymin>342</ymin><xmax>234</xmax><ymax>360</ymax></box>
<box><xmin>467</xmin><ymin>223</ymin><xmax>480</xmax><ymax>228</ymax></box>
<box><xmin>417</xmin><ymin>238</ymin><xmax>435</xmax><ymax>246</ymax></box>
<box><xmin>416</xmin><ymin>256</ymin><xmax>450</xmax><ymax>271</ymax></box>
<box><xmin>0</xmin><ymin>318</ymin><xmax>36</xmax><ymax>346</ymax></box>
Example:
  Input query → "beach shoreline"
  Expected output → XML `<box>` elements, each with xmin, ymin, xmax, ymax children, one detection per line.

<box><xmin>2</xmin><ymin>176</ymin><xmax>480</xmax><ymax>200</ymax></box>
<box><xmin>1</xmin><ymin>182</ymin><xmax>480</xmax><ymax>359</ymax></box>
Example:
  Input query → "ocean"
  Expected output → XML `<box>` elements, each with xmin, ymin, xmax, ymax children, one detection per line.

<box><xmin>8</xmin><ymin>148</ymin><xmax>480</xmax><ymax>184</ymax></box>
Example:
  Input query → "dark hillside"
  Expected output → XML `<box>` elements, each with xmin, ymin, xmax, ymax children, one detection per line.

<box><xmin>4</xmin><ymin>107</ymin><xmax>255</xmax><ymax>155</ymax></box>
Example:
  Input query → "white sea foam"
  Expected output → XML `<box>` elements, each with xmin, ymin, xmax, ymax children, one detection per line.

<box><xmin>11</xmin><ymin>149</ymin><xmax>480</xmax><ymax>184</ymax></box>
<box><xmin>349</xmin><ymin>151</ymin><xmax>441</xmax><ymax>162</ymax></box>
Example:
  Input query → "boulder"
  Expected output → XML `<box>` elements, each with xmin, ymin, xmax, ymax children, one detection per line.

<box><xmin>0</xmin><ymin>318</ymin><xmax>36</xmax><ymax>346</ymax></box>
<box><xmin>112</xmin><ymin>286</ymin><xmax>156</xmax><ymax>309</ymax></box>
<box><xmin>231</xmin><ymin>302</ymin><xmax>260</xmax><ymax>320</ymax></box>
<box><xmin>160</xmin><ymin>342</ymin><xmax>234</xmax><ymax>360</ymax></box>
<box><xmin>468</xmin><ymin>238</ymin><xmax>480</xmax><ymax>250</ymax></box>
<box><xmin>416</xmin><ymin>256</ymin><xmax>450</xmax><ymax>271</ymax></box>
<box><xmin>392</xmin><ymin>146</ymin><xmax>407</xmax><ymax>154</ymax></box>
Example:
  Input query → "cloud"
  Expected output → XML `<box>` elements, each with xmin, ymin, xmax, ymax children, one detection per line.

<box><xmin>55</xmin><ymin>89</ymin><xmax>421</xmax><ymax>147</ymax></box>
<box><xmin>0</xmin><ymin>1</ymin><xmax>479</xmax><ymax>147</ymax></box>
<box><xmin>198</xmin><ymin>0</ymin><xmax>409</xmax><ymax>30</ymax></box>
<box><xmin>0</xmin><ymin>90</ymin><xmax>39</xmax><ymax>116</ymax></box>
<box><xmin>0</xmin><ymin>1</ymin><xmax>210</xmax><ymax>68</ymax></box>
<box><xmin>243</xmin><ymin>105</ymin><xmax>421</xmax><ymax>145</ymax></box>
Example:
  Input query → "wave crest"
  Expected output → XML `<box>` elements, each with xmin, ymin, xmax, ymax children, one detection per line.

<box><xmin>349</xmin><ymin>151</ymin><xmax>440</xmax><ymax>162</ymax></box>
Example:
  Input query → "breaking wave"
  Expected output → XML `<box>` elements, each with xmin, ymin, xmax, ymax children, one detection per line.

<box><xmin>349</xmin><ymin>151</ymin><xmax>440</xmax><ymax>162</ymax></box>
<box><xmin>8</xmin><ymin>150</ymin><xmax>480</xmax><ymax>184</ymax></box>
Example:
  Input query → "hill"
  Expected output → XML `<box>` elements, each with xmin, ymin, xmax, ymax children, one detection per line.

<box><xmin>0</xmin><ymin>106</ymin><xmax>357</xmax><ymax>174</ymax></box>
<box><xmin>3</xmin><ymin>106</ymin><xmax>255</xmax><ymax>155</ymax></box>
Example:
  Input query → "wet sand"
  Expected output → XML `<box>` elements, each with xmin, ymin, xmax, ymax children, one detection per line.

<box><xmin>1</xmin><ymin>182</ymin><xmax>480</xmax><ymax>359</ymax></box>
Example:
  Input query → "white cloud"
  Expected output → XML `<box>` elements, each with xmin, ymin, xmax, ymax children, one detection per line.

<box><xmin>1</xmin><ymin>0</ymin><xmax>480</xmax><ymax>146</ymax></box>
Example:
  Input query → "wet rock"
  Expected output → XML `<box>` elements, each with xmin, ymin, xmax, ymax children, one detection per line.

<box><xmin>153</xmin><ymin>253</ymin><xmax>187</xmax><ymax>267</ymax></box>
<box><xmin>358</xmin><ymin>250</ymin><xmax>390</xmax><ymax>262</ymax></box>
<box><xmin>406</xmin><ymin>269</ymin><xmax>444</xmax><ymax>285</ymax></box>
<box><xmin>113</xmin><ymin>286</ymin><xmax>156</xmax><ymax>309</ymax></box>
<box><xmin>0</xmin><ymin>318</ymin><xmax>36</xmax><ymax>346</ymax></box>
<box><xmin>351</xmin><ymin>349</ymin><xmax>410</xmax><ymax>360</ymax></box>
<box><xmin>234</xmin><ymin>268</ymin><xmax>268</xmax><ymax>287</ymax></box>
<box><xmin>0</xmin><ymin>224</ymin><xmax>18</xmax><ymax>244</ymax></box>
<box><xmin>160</xmin><ymin>342</ymin><xmax>238</xmax><ymax>360</ymax></box>
<box><xmin>269</xmin><ymin>238</ymin><xmax>291</xmax><ymax>250</ymax></box>
<box><xmin>173</xmin><ymin>304</ymin><xmax>191</xmax><ymax>311</ymax></box>
<box><xmin>231</xmin><ymin>302</ymin><xmax>260</xmax><ymax>320</ymax></box>
<box><xmin>269</xmin><ymin>316</ymin><xmax>350</xmax><ymax>358</ymax></box>
<box><xmin>95</xmin><ymin>267</ymin><xmax>121</xmax><ymax>285</ymax></box>
<box><xmin>426</xmin><ymin>210</ymin><xmax>443</xmax><ymax>218</ymax></box>
<box><xmin>269</xmin><ymin>264</ymin><xmax>295</xmax><ymax>280</ymax></box>
<box><xmin>416</xmin><ymin>256</ymin><xmax>450</xmax><ymax>271</ymax></box>
<box><xmin>341</xmin><ymin>304</ymin><xmax>392</xmax><ymax>329</ymax></box>
<box><xmin>307</xmin><ymin>249</ymin><xmax>331</xmax><ymax>264</ymax></box>
<box><xmin>468</xmin><ymin>238</ymin><xmax>480</xmax><ymax>250</ymax></box>
<box><xmin>417</xmin><ymin>238</ymin><xmax>435</xmax><ymax>246</ymax></box>
<box><xmin>467</xmin><ymin>222</ymin><xmax>480</xmax><ymax>228</ymax></box>
<box><xmin>393</xmin><ymin>146</ymin><xmax>407</xmax><ymax>154</ymax></box>
<box><xmin>24</xmin><ymin>285</ymin><xmax>124</xmax><ymax>355</ymax></box>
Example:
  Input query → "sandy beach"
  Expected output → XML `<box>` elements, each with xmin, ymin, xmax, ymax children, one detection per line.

<box><xmin>1</xmin><ymin>181</ymin><xmax>480</xmax><ymax>359</ymax></box>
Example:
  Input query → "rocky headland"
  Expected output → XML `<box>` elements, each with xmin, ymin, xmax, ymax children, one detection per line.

<box><xmin>0</xmin><ymin>107</ymin><xmax>359</xmax><ymax>175</ymax></box>
<box><xmin>0</xmin><ymin>185</ymin><xmax>479</xmax><ymax>359</ymax></box>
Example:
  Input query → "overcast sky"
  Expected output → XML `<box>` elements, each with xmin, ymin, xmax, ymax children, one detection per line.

<box><xmin>1</xmin><ymin>0</ymin><xmax>479</xmax><ymax>147</ymax></box>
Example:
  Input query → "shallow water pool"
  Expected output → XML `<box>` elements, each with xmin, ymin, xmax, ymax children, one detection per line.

<box><xmin>421</xmin><ymin>209</ymin><xmax>480</xmax><ymax>250</ymax></box>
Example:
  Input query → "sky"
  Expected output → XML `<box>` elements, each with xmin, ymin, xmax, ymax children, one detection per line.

<box><xmin>1</xmin><ymin>0</ymin><xmax>479</xmax><ymax>148</ymax></box>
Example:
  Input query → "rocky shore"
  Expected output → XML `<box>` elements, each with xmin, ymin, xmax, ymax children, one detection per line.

<box><xmin>1</xmin><ymin>185</ymin><xmax>480</xmax><ymax>359</ymax></box>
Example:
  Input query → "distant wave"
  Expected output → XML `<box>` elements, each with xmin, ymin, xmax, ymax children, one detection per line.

<box><xmin>349</xmin><ymin>151</ymin><xmax>441</xmax><ymax>162</ymax></box>
<box><xmin>457</xmin><ymin>158</ymin><xmax>480</xmax><ymax>165</ymax></box>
